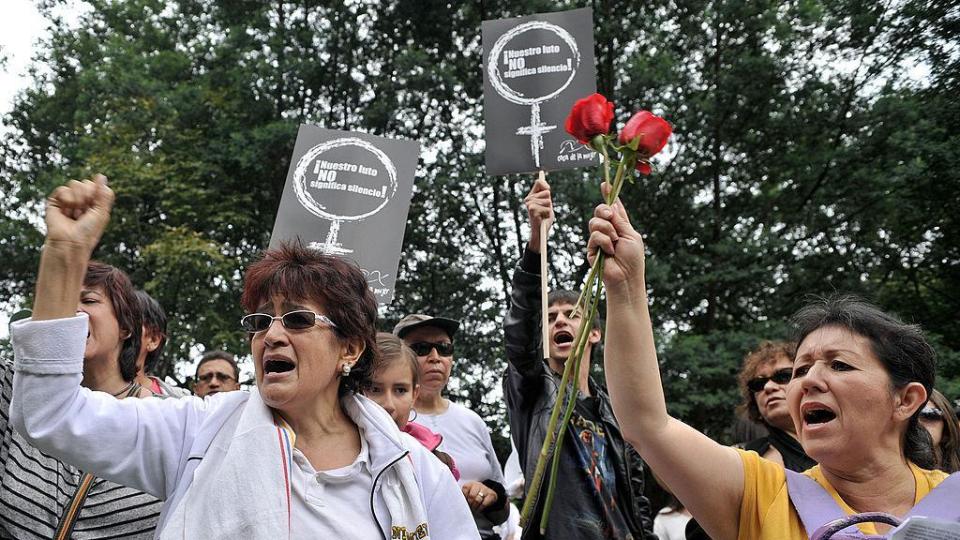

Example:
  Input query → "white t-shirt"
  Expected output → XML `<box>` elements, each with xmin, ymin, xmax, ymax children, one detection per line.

<box><xmin>288</xmin><ymin>435</ymin><xmax>382</xmax><ymax>539</ymax></box>
<box><xmin>418</xmin><ymin>400</ymin><xmax>505</xmax><ymax>487</ymax></box>
<box><xmin>653</xmin><ymin>507</ymin><xmax>692</xmax><ymax>540</ymax></box>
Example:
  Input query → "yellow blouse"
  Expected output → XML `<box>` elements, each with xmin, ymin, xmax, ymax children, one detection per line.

<box><xmin>736</xmin><ymin>449</ymin><xmax>947</xmax><ymax>540</ymax></box>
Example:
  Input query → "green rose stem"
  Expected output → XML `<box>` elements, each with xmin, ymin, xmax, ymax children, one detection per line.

<box><xmin>519</xmin><ymin>139</ymin><xmax>636</xmax><ymax>531</ymax></box>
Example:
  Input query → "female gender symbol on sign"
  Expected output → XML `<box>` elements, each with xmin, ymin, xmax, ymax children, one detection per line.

<box><xmin>291</xmin><ymin>137</ymin><xmax>398</xmax><ymax>255</ymax></box>
<box><xmin>486</xmin><ymin>20</ymin><xmax>581</xmax><ymax>169</ymax></box>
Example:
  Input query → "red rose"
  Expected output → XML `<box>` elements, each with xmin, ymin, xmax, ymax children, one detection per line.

<box><xmin>565</xmin><ymin>93</ymin><xmax>614</xmax><ymax>145</ymax></box>
<box><xmin>618</xmin><ymin>110</ymin><xmax>672</xmax><ymax>174</ymax></box>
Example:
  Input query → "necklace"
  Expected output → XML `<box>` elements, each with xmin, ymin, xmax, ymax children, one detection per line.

<box><xmin>111</xmin><ymin>381</ymin><xmax>137</xmax><ymax>397</ymax></box>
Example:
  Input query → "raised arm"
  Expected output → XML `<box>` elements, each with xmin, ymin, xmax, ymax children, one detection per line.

<box><xmin>10</xmin><ymin>175</ymin><xmax>201</xmax><ymax>498</ymax></box>
<box><xmin>503</xmin><ymin>178</ymin><xmax>555</xmax><ymax>376</ymax></box>
<box><xmin>587</xmin><ymin>185</ymin><xmax>744</xmax><ymax>540</ymax></box>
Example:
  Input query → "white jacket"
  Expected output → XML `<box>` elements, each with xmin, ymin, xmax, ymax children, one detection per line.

<box><xmin>11</xmin><ymin>314</ymin><xmax>479</xmax><ymax>540</ymax></box>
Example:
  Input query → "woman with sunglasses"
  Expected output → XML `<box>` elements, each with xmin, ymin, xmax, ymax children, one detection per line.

<box><xmin>393</xmin><ymin>314</ymin><xmax>509</xmax><ymax>539</ymax></box>
<box><xmin>586</xmin><ymin>187</ymin><xmax>957</xmax><ymax>539</ymax></box>
<box><xmin>11</xmin><ymin>176</ymin><xmax>478</xmax><ymax>539</ymax></box>
<box><xmin>737</xmin><ymin>341</ymin><xmax>815</xmax><ymax>472</ymax></box>
<box><xmin>920</xmin><ymin>390</ymin><xmax>960</xmax><ymax>473</ymax></box>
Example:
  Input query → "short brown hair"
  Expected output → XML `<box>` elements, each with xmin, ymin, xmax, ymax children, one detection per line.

<box><xmin>241</xmin><ymin>243</ymin><xmax>378</xmax><ymax>396</ymax></box>
<box><xmin>85</xmin><ymin>261</ymin><xmax>141</xmax><ymax>382</ymax></box>
<box><xmin>736</xmin><ymin>340</ymin><xmax>796</xmax><ymax>424</ymax></box>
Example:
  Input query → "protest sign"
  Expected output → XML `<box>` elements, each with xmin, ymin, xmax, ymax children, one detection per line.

<box><xmin>269</xmin><ymin>126</ymin><xmax>419</xmax><ymax>303</ymax></box>
<box><xmin>482</xmin><ymin>7</ymin><xmax>598</xmax><ymax>175</ymax></box>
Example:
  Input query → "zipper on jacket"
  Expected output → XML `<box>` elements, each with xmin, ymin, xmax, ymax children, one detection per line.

<box><xmin>369</xmin><ymin>450</ymin><xmax>410</xmax><ymax>540</ymax></box>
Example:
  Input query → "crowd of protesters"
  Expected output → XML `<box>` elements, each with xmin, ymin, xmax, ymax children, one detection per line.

<box><xmin>2</xmin><ymin>173</ymin><xmax>958</xmax><ymax>539</ymax></box>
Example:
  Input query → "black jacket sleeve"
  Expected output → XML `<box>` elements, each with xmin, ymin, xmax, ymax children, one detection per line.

<box><xmin>627</xmin><ymin>444</ymin><xmax>659</xmax><ymax>539</ymax></box>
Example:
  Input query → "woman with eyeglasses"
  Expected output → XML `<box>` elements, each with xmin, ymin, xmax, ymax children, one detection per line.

<box><xmin>737</xmin><ymin>341</ymin><xmax>815</xmax><ymax>472</ymax></box>
<box><xmin>586</xmin><ymin>188</ymin><xmax>957</xmax><ymax>539</ymax></box>
<box><xmin>10</xmin><ymin>176</ymin><xmax>478</xmax><ymax>539</ymax></box>
<box><xmin>920</xmin><ymin>389</ymin><xmax>960</xmax><ymax>473</ymax></box>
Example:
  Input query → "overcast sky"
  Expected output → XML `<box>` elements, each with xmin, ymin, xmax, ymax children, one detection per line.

<box><xmin>0</xmin><ymin>1</ymin><xmax>47</xmax><ymax>116</ymax></box>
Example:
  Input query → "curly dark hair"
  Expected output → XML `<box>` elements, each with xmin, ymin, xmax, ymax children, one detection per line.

<box><xmin>736</xmin><ymin>340</ymin><xmax>797</xmax><ymax>424</ymax></box>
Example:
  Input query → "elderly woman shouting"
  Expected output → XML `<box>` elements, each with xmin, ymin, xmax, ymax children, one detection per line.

<box><xmin>11</xmin><ymin>176</ymin><xmax>477</xmax><ymax>539</ymax></box>
<box><xmin>586</xmin><ymin>184</ymin><xmax>958</xmax><ymax>539</ymax></box>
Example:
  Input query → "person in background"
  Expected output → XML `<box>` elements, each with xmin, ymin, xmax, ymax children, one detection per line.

<box><xmin>395</xmin><ymin>313</ymin><xmax>509</xmax><ymax>539</ymax></box>
<box><xmin>2</xmin><ymin>259</ymin><xmax>162</xmax><ymax>538</ymax></box>
<box><xmin>652</xmin><ymin>492</ymin><xmax>692</xmax><ymax>540</ymax></box>
<box><xmin>133</xmin><ymin>289</ymin><xmax>190</xmax><ymax>397</ymax></box>
<box><xmin>920</xmin><ymin>389</ymin><xmax>960</xmax><ymax>473</ymax></box>
<box><xmin>737</xmin><ymin>341</ymin><xmax>815</xmax><ymax>472</ymax></box>
<box><xmin>193</xmin><ymin>349</ymin><xmax>241</xmax><ymax>397</ymax></box>
<box><xmin>364</xmin><ymin>332</ymin><xmax>460</xmax><ymax>479</ymax></box>
<box><xmin>503</xmin><ymin>178</ymin><xmax>656</xmax><ymax>539</ymax></box>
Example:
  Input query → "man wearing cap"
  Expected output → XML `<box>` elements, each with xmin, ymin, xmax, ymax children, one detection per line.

<box><xmin>502</xmin><ymin>179</ymin><xmax>656</xmax><ymax>539</ymax></box>
<box><xmin>394</xmin><ymin>314</ymin><xmax>509</xmax><ymax>539</ymax></box>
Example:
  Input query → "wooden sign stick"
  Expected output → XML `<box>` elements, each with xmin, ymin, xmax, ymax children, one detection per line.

<box><xmin>538</xmin><ymin>170</ymin><xmax>550</xmax><ymax>361</ymax></box>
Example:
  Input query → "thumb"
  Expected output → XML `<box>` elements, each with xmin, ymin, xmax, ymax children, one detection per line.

<box><xmin>91</xmin><ymin>174</ymin><xmax>115</xmax><ymax>213</ymax></box>
<box><xmin>609</xmin><ymin>198</ymin><xmax>636</xmax><ymax>236</ymax></box>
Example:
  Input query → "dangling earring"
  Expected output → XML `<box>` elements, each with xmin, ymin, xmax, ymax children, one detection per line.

<box><xmin>341</xmin><ymin>363</ymin><xmax>352</xmax><ymax>377</ymax></box>
<box><xmin>408</xmin><ymin>409</ymin><xmax>418</xmax><ymax>422</ymax></box>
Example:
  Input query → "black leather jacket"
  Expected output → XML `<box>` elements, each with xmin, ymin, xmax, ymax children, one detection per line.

<box><xmin>503</xmin><ymin>251</ymin><xmax>657</xmax><ymax>539</ymax></box>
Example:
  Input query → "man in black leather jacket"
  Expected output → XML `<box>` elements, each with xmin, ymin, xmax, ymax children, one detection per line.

<box><xmin>503</xmin><ymin>178</ymin><xmax>657</xmax><ymax>540</ymax></box>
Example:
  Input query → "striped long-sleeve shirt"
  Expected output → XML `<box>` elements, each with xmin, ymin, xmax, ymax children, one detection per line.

<box><xmin>0</xmin><ymin>359</ymin><xmax>162</xmax><ymax>539</ymax></box>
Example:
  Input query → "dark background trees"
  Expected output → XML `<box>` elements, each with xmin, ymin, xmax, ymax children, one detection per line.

<box><xmin>2</xmin><ymin>0</ymin><xmax>958</xmax><ymax>458</ymax></box>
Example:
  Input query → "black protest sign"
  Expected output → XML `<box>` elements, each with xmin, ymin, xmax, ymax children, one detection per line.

<box><xmin>269</xmin><ymin>126</ymin><xmax>419</xmax><ymax>304</ymax></box>
<box><xmin>482</xmin><ymin>7</ymin><xmax>598</xmax><ymax>175</ymax></box>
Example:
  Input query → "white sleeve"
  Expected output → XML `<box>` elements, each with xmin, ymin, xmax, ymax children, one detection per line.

<box><xmin>422</xmin><ymin>448</ymin><xmax>482</xmax><ymax>539</ymax></box>
<box><xmin>10</xmin><ymin>314</ymin><xmax>205</xmax><ymax>499</ymax></box>
<box><xmin>472</xmin><ymin>408</ymin><xmax>505</xmax><ymax>485</ymax></box>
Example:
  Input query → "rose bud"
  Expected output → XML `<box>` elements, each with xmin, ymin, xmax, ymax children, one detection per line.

<box><xmin>565</xmin><ymin>93</ymin><xmax>615</xmax><ymax>146</ymax></box>
<box><xmin>618</xmin><ymin>111</ymin><xmax>672</xmax><ymax>174</ymax></box>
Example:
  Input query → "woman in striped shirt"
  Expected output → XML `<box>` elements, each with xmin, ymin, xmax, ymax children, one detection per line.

<box><xmin>1</xmin><ymin>259</ymin><xmax>163</xmax><ymax>539</ymax></box>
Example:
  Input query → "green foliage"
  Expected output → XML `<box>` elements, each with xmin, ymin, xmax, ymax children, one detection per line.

<box><xmin>1</xmin><ymin>0</ymin><xmax>958</xmax><ymax>456</ymax></box>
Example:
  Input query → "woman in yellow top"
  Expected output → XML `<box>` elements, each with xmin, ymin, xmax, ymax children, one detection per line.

<box><xmin>584</xmin><ymin>183</ymin><xmax>949</xmax><ymax>540</ymax></box>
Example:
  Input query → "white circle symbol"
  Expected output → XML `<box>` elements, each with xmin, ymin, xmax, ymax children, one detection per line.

<box><xmin>292</xmin><ymin>137</ymin><xmax>398</xmax><ymax>222</ymax></box>
<box><xmin>487</xmin><ymin>20</ymin><xmax>581</xmax><ymax>106</ymax></box>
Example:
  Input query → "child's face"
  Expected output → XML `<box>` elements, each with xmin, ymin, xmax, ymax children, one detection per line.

<box><xmin>365</xmin><ymin>362</ymin><xmax>419</xmax><ymax>429</ymax></box>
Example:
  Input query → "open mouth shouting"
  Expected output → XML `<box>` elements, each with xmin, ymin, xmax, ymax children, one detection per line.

<box><xmin>262</xmin><ymin>356</ymin><xmax>296</xmax><ymax>381</ymax></box>
<box><xmin>553</xmin><ymin>330</ymin><xmax>575</xmax><ymax>348</ymax></box>
<box><xmin>801</xmin><ymin>402</ymin><xmax>838</xmax><ymax>433</ymax></box>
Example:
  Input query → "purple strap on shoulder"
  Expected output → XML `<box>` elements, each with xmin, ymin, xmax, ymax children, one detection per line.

<box><xmin>904</xmin><ymin>471</ymin><xmax>960</xmax><ymax>521</ymax></box>
<box><xmin>786</xmin><ymin>469</ymin><xmax>851</xmax><ymax>535</ymax></box>
<box><xmin>786</xmin><ymin>469</ymin><xmax>960</xmax><ymax>539</ymax></box>
<box><xmin>785</xmin><ymin>469</ymin><xmax>892</xmax><ymax>539</ymax></box>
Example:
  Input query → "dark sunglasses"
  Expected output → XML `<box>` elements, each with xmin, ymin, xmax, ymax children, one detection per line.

<box><xmin>919</xmin><ymin>407</ymin><xmax>943</xmax><ymax>421</ymax></box>
<box><xmin>747</xmin><ymin>368</ymin><xmax>793</xmax><ymax>393</ymax></box>
<box><xmin>240</xmin><ymin>310</ymin><xmax>338</xmax><ymax>334</ymax></box>
<box><xmin>408</xmin><ymin>341</ymin><xmax>454</xmax><ymax>357</ymax></box>
<box><xmin>197</xmin><ymin>372</ymin><xmax>236</xmax><ymax>384</ymax></box>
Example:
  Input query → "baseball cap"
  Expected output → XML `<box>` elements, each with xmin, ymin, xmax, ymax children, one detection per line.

<box><xmin>392</xmin><ymin>314</ymin><xmax>460</xmax><ymax>339</ymax></box>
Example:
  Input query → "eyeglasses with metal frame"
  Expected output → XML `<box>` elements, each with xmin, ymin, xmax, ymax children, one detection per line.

<box><xmin>240</xmin><ymin>310</ymin><xmax>338</xmax><ymax>334</ymax></box>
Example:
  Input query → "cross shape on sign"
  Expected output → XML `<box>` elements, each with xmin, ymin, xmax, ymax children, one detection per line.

<box><xmin>514</xmin><ymin>102</ymin><xmax>556</xmax><ymax>169</ymax></box>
